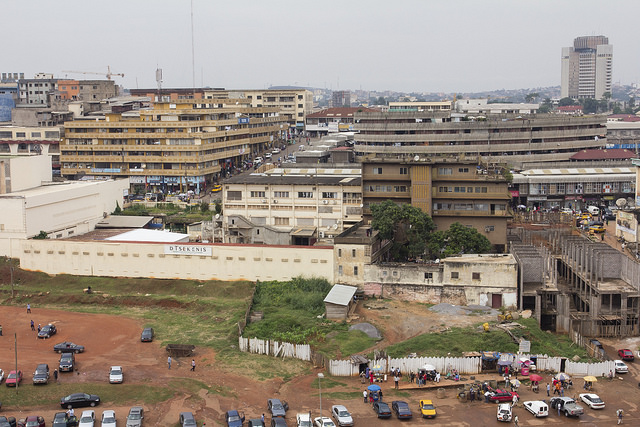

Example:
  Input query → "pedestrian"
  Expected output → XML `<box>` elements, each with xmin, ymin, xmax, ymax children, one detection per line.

<box><xmin>560</xmin><ymin>386</ymin><xmax>564</xmax><ymax>396</ymax></box>
<box><xmin>369</xmin><ymin>392</ymin><xmax>373</xmax><ymax>404</ymax></box>
<box><xmin>363</xmin><ymin>390</ymin><xmax>367</xmax><ymax>403</ymax></box>
<box><xmin>0</xmin><ymin>324</ymin><xmax>2</xmax><ymax>336</ymax></box>
<box><xmin>617</xmin><ymin>408</ymin><xmax>624</xmax><ymax>424</ymax></box>
<box><xmin>37</xmin><ymin>324</ymin><xmax>41</xmax><ymax>333</ymax></box>
<box><xmin>67</xmin><ymin>408</ymin><xmax>74</xmax><ymax>418</ymax></box>
<box><xmin>394</xmin><ymin>375</ymin><xmax>399</xmax><ymax>389</ymax></box>
<box><xmin>191</xmin><ymin>359</ymin><xmax>195</xmax><ymax>371</ymax></box>
<box><xmin>261</xmin><ymin>414</ymin><xmax>265</xmax><ymax>423</ymax></box>
<box><xmin>369</xmin><ymin>372</ymin><xmax>374</xmax><ymax>385</ymax></box>
<box><xmin>470</xmin><ymin>388</ymin><xmax>475</xmax><ymax>402</ymax></box>
<box><xmin>379</xmin><ymin>389</ymin><xmax>383</xmax><ymax>402</ymax></box>
<box><xmin>435</xmin><ymin>372</ymin><xmax>440</xmax><ymax>383</ymax></box>
<box><xmin>31</xmin><ymin>320</ymin><xmax>35</xmax><ymax>331</ymax></box>
<box><xmin>513</xmin><ymin>415</ymin><xmax>519</xmax><ymax>427</ymax></box>
<box><xmin>512</xmin><ymin>394</ymin><xmax>518</xmax><ymax>407</ymax></box>
<box><xmin>167</xmin><ymin>356</ymin><xmax>172</xmax><ymax>370</ymax></box>
<box><xmin>27</xmin><ymin>303</ymin><xmax>31</xmax><ymax>313</ymax></box>
<box><xmin>54</xmin><ymin>369</ymin><xmax>58</xmax><ymax>382</ymax></box>
<box><xmin>546</xmin><ymin>382</ymin><xmax>550</xmax><ymax>396</ymax></box>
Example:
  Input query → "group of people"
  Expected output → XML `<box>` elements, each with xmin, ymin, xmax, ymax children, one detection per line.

<box><xmin>362</xmin><ymin>388</ymin><xmax>382</xmax><ymax>403</ymax></box>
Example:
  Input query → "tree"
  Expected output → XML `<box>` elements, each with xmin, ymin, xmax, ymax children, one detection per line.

<box><xmin>558</xmin><ymin>97</ymin><xmax>576</xmax><ymax>107</ymax></box>
<box><xmin>525</xmin><ymin>92</ymin><xmax>539</xmax><ymax>103</ymax></box>
<box><xmin>427</xmin><ymin>222</ymin><xmax>492</xmax><ymax>259</ymax></box>
<box><xmin>582</xmin><ymin>98</ymin><xmax>599</xmax><ymax>114</ymax></box>
<box><xmin>376</xmin><ymin>96</ymin><xmax>387</xmax><ymax>106</ymax></box>
<box><xmin>370</xmin><ymin>200</ymin><xmax>434</xmax><ymax>261</ymax></box>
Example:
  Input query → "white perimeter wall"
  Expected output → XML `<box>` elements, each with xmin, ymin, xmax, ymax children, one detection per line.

<box><xmin>19</xmin><ymin>239</ymin><xmax>334</xmax><ymax>282</ymax></box>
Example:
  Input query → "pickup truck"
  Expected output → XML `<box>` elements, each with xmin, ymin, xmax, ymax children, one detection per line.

<box><xmin>550</xmin><ymin>397</ymin><xmax>584</xmax><ymax>417</ymax></box>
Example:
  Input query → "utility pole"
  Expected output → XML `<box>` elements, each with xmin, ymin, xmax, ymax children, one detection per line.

<box><xmin>14</xmin><ymin>332</ymin><xmax>18</xmax><ymax>394</ymax></box>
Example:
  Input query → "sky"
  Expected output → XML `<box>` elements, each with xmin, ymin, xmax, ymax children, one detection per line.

<box><xmin>5</xmin><ymin>0</ymin><xmax>640</xmax><ymax>94</ymax></box>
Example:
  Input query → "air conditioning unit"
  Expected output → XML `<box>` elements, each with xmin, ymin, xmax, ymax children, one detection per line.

<box><xmin>485</xmin><ymin>226</ymin><xmax>494</xmax><ymax>232</ymax></box>
<box><xmin>322</xmin><ymin>200</ymin><xmax>329</xmax><ymax>204</ymax></box>
<box><xmin>273</xmin><ymin>199</ymin><xmax>278</xmax><ymax>204</ymax></box>
<box><xmin>262</xmin><ymin>199</ymin><xmax>268</xmax><ymax>203</ymax></box>
<box><xmin>332</xmin><ymin>200</ymin><xmax>337</xmax><ymax>204</ymax></box>
<box><xmin>319</xmin><ymin>231</ymin><xmax>325</xmax><ymax>238</ymax></box>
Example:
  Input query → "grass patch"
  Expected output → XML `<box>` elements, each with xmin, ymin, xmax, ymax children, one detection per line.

<box><xmin>0</xmin><ymin>383</ymin><xmax>173</xmax><ymax>409</ymax></box>
<box><xmin>320</xmin><ymin>329</ymin><xmax>377</xmax><ymax>359</ymax></box>
<box><xmin>310</xmin><ymin>377</ymin><xmax>347</xmax><ymax>389</ymax></box>
<box><xmin>215</xmin><ymin>349</ymin><xmax>311</xmax><ymax>382</ymax></box>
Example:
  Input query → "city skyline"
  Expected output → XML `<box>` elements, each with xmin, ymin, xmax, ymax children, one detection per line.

<box><xmin>5</xmin><ymin>0</ymin><xmax>640</xmax><ymax>93</ymax></box>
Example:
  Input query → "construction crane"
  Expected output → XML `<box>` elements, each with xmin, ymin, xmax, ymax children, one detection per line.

<box><xmin>62</xmin><ymin>66</ymin><xmax>124</xmax><ymax>80</ymax></box>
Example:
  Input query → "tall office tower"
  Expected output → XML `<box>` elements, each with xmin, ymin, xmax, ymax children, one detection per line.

<box><xmin>561</xmin><ymin>35</ymin><xmax>612</xmax><ymax>100</ymax></box>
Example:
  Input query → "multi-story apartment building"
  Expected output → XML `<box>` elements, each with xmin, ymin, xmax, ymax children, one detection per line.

<box><xmin>305</xmin><ymin>107</ymin><xmax>378</xmax><ymax>136</ymax></box>
<box><xmin>606</xmin><ymin>120</ymin><xmax>640</xmax><ymax>154</ymax></box>
<box><xmin>361</xmin><ymin>157</ymin><xmax>511</xmax><ymax>251</ymax></box>
<box><xmin>388</xmin><ymin>101</ymin><xmax>452</xmax><ymax>112</ymax></box>
<box><xmin>561</xmin><ymin>35</ymin><xmax>613</xmax><ymax>100</ymax></box>
<box><xmin>60</xmin><ymin>100</ymin><xmax>287</xmax><ymax>194</ymax></box>
<box><xmin>18</xmin><ymin>73</ymin><xmax>57</xmax><ymax>106</ymax></box>
<box><xmin>0</xmin><ymin>125</ymin><xmax>62</xmax><ymax>172</ymax></box>
<box><xmin>353</xmin><ymin>110</ymin><xmax>607</xmax><ymax>167</ymax></box>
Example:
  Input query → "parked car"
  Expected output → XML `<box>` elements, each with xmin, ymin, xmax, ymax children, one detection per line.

<box><xmin>331</xmin><ymin>405</ymin><xmax>353</xmax><ymax>427</ymax></box>
<box><xmin>211</xmin><ymin>184</ymin><xmax>222</xmax><ymax>193</ymax></box>
<box><xmin>618</xmin><ymin>349</ymin><xmax>634</xmax><ymax>361</ymax></box>
<box><xmin>523</xmin><ymin>401</ymin><xmax>549</xmax><ymax>417</ymax></box>
<box><xmin>60</xmin><ymin>393</ymin><xmax>101</xmax><ymax>409</ymax></box>
<box><xmin>372</xmin><ymin>401</ymin><xmax>392</xmax><ymax>418</ymax></box>
<box><xmin>109</xmin><ymin>366</ymin><xmax>123</xmax><ymax>384</ymax></box>
<box><xmin>0</xmin><ymin>368</ymin><xmax>5</xmax><ymax>384</ymax></box>
<box><xmin>100</xmin><ymin>410</ymin><xmax>116</xmax><ymax>427</ymax></box>
<box><xmin>54</xmin><ymin>342</ymin><xmax>85</xmax><ymax>354</ymax></box>
<box><xmin>272</xmin><ymin>148</ymin><xmax>280</xmax><ymax>154</ymax></box>
<box><xmin>296</xmin><ymin>413</ymin><xmax>312</xmax><ymax>427</ymax></box>
<box><xmin>419</xmin><ymin>399</ymin><xmax>436</xmax><ymax>419</ymax></box>
<box><xmin>224</xmin><ymin>410</ymin><xmax>244</xmax><ymax>427</ymax></box>
<box><xmin>603</xmin><ymin>209</ymin><xmax>616</xmax><ymax>220</ymax></box>
<box><xmin>0</xmin><ymin>417</ymin><xmax>16</xmax><ymax>427</ymax></box>
<box><xmin>125</xmin><ymin>407</ymin><xmax>143</xmax><ymax>427</ymax></box>
<box><xmin>270</xmin><ymin>419</ymin><xmax>287</xmax><ymax>427</ymax></box>
<box><xmin>140</xmin><ymin>328</ymin><xmax>154</xmax><ymax>342</ymax></box>
<box><xmin>52</xmin><ymin>412</ymin><xmax>78</xmax><ymax>427</ymax></box>
<box><xmin>247</xmin><ymin>420</ymin><xmax>264</xmax><ymax>427</ymax></box>
<box><xmin>179</xmin><ymin>412</ymin><xmax>197</xmax><ymax>427</ymax></box>
<box><xmin>497</xmin><ymin>403</ymin><xmax>512</xmax><ymax>422</ymax></box>
<box><xmin>391</xmin><ymin>401</ymin><xmax>412</xmax><ymax>419</ymax></box>
<box><xmin>17</xmin><ymin>416</ymin><xmax>45</xmax><ymax>427</ymax></box>
<box><xmin>489</xmin><ymin>390</ymin><xmax>518</xmax><ymax>403</ymax></box>
<box><xmin>267</xmin><ymin>398</ymin><xmax>288</xmax><ymax>418</ymax></box>
<box><xmin>78</xmin><ymin>410</ymin><xmax>95</xmax><ymax>427</ymax></box>
<box><xmin>38</xmin><ymin>324</ymin><xmax>57</xmax><ymax>339</ymax></box>
<box><xmin>614</xmin><ymin>360</ymin><xmax>629</xmax><ymax>374</ymax></box>
<box><xmin>6</xmin><ymin>370</ymin><xmax>22</xmax><ymax>387</ymax></box>
<box><xmin>550</xmin><ymin>397</ymin><xmax>584</xmax><ymax>417</ymax></box>
<box><xmin>589</xmin><ymin>224</ymin><xmax>605</xmax><ymax>234</ymax></box>
<box><xmin>32</xmin><ymin>363</ymin><xmax>50</xmax><ymax>385</ymax></box>
<box><xmin>60</xmin><ymin>353</ymin><xmax>75</xmax><ymax>372</ymax></box>
<box><xmin>579</xmin><ymin>393</ymin><xmax>605</xmax><ymax>409</ymax></box>
<box><xmin>313</xmin><ymin>418</ymin><xmax>335</xmax><ymax>427</ymax></box>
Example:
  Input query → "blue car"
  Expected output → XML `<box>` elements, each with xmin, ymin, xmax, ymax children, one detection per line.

<box><xmin>225</xmin><ymin>410</ymin><xmax>245</xmax><ymax>427</ymax></box>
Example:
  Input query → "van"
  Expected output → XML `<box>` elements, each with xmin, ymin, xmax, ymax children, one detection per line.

<box><xmin>523</xmin><ymin>400</ymin><xmax>549</xmax><ymax>417</ymax></box>
<box><xmin>587</xmin><ymin>206</ymin><xmax>600</xmax><ymax>216</ymax></box>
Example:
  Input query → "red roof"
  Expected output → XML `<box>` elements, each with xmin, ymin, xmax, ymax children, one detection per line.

<box><xmin>307</xmin><ymin>107</ymin><xmax>378</xmax><ymax>118</ymax></box>
<box><xmin>570</xmin><ymin>149</ymin><xmax>636</xmax><ymax>161</ymax></box>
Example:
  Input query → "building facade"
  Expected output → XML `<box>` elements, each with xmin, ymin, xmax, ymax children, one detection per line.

<box><xmin>305</xmin><ymin>107</ymin><xmax>378</xmax><ymax>136</ymax></box>
<box><xmin>60</xmin><ymin>101</ymin><xmax>287</xmax><ymax>194</ymax></box>
<box><xmin>0</xmin><ymin>125</ymin><xmax>61</xmax><ymax>172</ymax></box>
<box><xmin>561</xmin><ymin>35</ymin><xmax>613</xmax><ymax>100</ymax></box>
<box><xmin>361</xmin><ymin>157</ymin><xmax>511</xmax><ymax>251</ymax></box>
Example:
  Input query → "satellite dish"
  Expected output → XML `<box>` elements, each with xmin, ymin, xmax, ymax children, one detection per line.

<box><xmin>215</xmin><ymin>214</ymin><xmax>220</xmax><ymax>219</ymax></box>
<box><xmin>616</xmin><ymin>198</ymin><xmax>627</xmax><ymax>208</ymax></box>
<box><xmin>332</xmin><ymin>223</ymin><xmax>338</xmax><ymax>230</ymax></box>
<box><xmin>414</xmin><ymin>155</ymin><xmax>420</xmax><ymax>161</ymax></box>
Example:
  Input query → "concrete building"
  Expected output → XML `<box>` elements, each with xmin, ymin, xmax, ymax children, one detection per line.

<box><xmin>454</xmin><ymin>99</ymin><xmax>539</xmax><ymax>114</ymax></box>
<box><xmin>361</xmin><ymin>156</ymin><xmax>511</xmax><ymax>251</ymax></box>
<box><xmin>334</xmin><ymin>223</ymin><xmax>388</xmax><ymax>288</ymax></box>
<box><xmin>0</xmin><ymin>74</ymin><xmax>20</xmax><ymax>122</ymax></box>
<box><xmin>606</xmin><ymin>120</ymin><xmax>640</xmax><ymax>154</ymax></box>
<box><xmin>222</xmin><ymin>168</ymin><xmax>363</xmax><ymax>243</ymax></box>
<box><xmin>331</xmin><ymin>91</ymin><xmax>351</xmax><ymax>108</ymax></box>
<box><xmin>18</xmin><ymin>73</ymin><xmax>57</xmax><ymax>106</ymax></box>
<box><xmin>388</xmin><ymin>101</ymin><xmax>452</xmax><ymax>112</ymax></box>
<box><xmin>60</xmin><ymin>100</ymin><xmax>288</xmax><ymax>194</ymax></box>
<box><xmin>0</xmin><ymin>125</ymin><xmax>61</xmax><ymax>172</ymax></box>
<box><xmin>353</xmin><ymin>110</ymin><xmax>607</xmax><ymax>167</ymax></box>
<box><xmin>561</xmin><ymin>35</ymin><xmax>613</xmax><ymax>100</ymax></box>
<box><xmin>305</xmin><ymin>107</ymin><xmax>378</xmax><ymax>136</ymax></box>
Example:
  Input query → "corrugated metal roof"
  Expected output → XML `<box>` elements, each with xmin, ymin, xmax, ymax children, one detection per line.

<box><xmin>324</xmin><ymin>284</ymin><xmax>357</xmax><ymax>306</ymax></box>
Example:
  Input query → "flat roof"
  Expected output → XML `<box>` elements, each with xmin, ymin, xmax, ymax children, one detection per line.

<box><xmin>0</xmin><ymin>179</ymin><xmax>123</xmax><ymax>198</ymax></box>
<box><xmin>105</xmin><ymin>229</ymin><xmax>189</xmax><ymax>243</ymax></box>
<box><xmin>225</xmin><ymin>174</ymin><xmax>361</xmax><ymax>186</ymax></box>
<box><xmin>443</xmin><ymin>254</ymin><xmax>517</xmax><ymax>265</ymax></box>
<box><xmin>96</xmin><ymin>216</ymin><xmax>154</xmax><ymax>229</ymax></box>
<box><xmin>324</xmin><ymin>284</ymin><xmax>358</xmax><ymax>306</ymax></box>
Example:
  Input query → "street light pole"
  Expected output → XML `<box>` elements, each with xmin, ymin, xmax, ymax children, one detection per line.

<box><xmin>318</xmin><ymin>372</ymin><xmax>324</xmax><ymax>417</ymax></box>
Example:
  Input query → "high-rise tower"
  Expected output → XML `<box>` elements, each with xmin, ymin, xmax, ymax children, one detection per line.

<box><xmin>561</xmin><ymin>35</ymin><xmax>612</xmax><ymax>100</ymax></box>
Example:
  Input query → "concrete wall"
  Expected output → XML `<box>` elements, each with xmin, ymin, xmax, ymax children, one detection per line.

<box><xmin>18</xmin><ymin>239</ymin><xmax>334</xmax><ymax>282</ymax></box>
<box><xmin>3</xmin><ymin>155</ymin><xmax>51</xmax><ymax>192</ymax></box>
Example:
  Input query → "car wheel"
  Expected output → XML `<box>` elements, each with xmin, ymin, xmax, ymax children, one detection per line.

<box><xmin>90</xmin><ymin>402</ymin><xmax>96</xmax><ymax>407</ymax></box>
<box><xmin>564</xmin><ymin>411</ymin><xmax>569</xmax><ymax>417</ymax></box>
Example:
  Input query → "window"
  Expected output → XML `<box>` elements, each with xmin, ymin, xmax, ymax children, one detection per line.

<box><xmin>472</xmin><ymin>272</ymin><xmax>481</xmax><ymax>280</ymax></box>
<box><xmin>298</xmin><ymin>104</ymin><xmax>303</xmax><ymax>108</ymax></box>
<box><xmin>338</xmin><ymin>249</ymin><xmax>342</xmax><ymax>257</ymax></box>
<box><xmin>298</xmin><ymin>191</ymin><xmax>313</xmax><ymax>198</ymax></box>
<box><xmin>458</xmin><ymin>167</ymin><xmax>469</xmax><ymax>173</ymax></box>
<box><xmin>353</xmin><ymin>266</ymin><xmax>358</xmax><ymax>276</ymax></box>
<box><xmin>274</xmin><ymin>217</ymin><xmax>289</xmax><ymax>225</ymax></box>
<box><xmin>31</xmin><ymin>132</ymin><xmax>41</xmax><ymax>137</ymax></box>
<box><xmin>227</xmin><ymin>190</ymin><xmax>242</xmax><ymax>201</ymax></box>
<box><xmin>273</xmin><ymin>191</ymin><xmax>289</xmax><ymax>198</ymax></box>
<box><xmin>424</xmin><ymin>272</ymin><xmax>433</xmax><ymax>279</ymax></box>
<box><xmin>475</xmin><ymin>186</ymin><xmax>487</xmax><ymax>193</ymax></box>
<box><xmin>16</xmin><ymin>132</ymin><xmax>26</xmax><ymax>137</ymax></box>
<box><xmin>322</xmin><ymin>192</ymin><xmax>337</xmax><ymax>198</ymax></box>
<box><xmin>352</xmin><ymin>249</ymin><xmax>356</xmax><ymax>257</ymax></box>
<box><xmin>45</xmin><ymin>131</ymin><xmax>59</xmax><ymax>138</ymax></box>
<box><xmin>250</xmin><ymin>191</ymin><xmax>266</xmax><ymax>198</ymax></box>
<box><xmin>372</xmin><ymin>167</ymin><xmax>383</xmax><ymax>174</ymax></box>
<box><xmin>338</xmin><ymin>265</ymin><xmax>343</xmax><ymax>275</ymax></box>
<box><xmin>438</xmin><ymin>167</ymin><xmax>452</xmax><ymax>175</ymax></box>
<box><xmin>451</xmin><ymin>272</ymin><xmax>459</xmax><ymax>279</ymax></box>
<box><xmin>0</xmin><ymin>132</ymin><xmax>12</xmax><ymax>138</ymax></box>
<box><xmin>399</xmin><ymin>167</ymin><xmax>408</xmax><ymax>175</ymax></box>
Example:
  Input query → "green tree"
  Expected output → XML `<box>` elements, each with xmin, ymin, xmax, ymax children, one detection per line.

<box><xmin>33</xmin><ymin>231</ymin><xmax>48</xmax><ymax>240</ymax></box>
<box><xmin>525</xmin><ymin>92</ymin><xmax>539</xmax><ymax>103</ymax></box>
<box><xmin>427</xmin><ymin>222</ymin><xmax>492</xmax><ymax>259</ymax></box>
<box><xmin>558</xmin><ymin>97</ymin><xmax>576</xmax><ymax>107</ymax></box>
<box><xmin>113</xmin><ymin>201</ymin><xmax>122</xmax><ymax>215</ymax></box>
<box><xmin>199</xmin><ymin>201</ymin><xmax>210</xmax><ymax>213</ymax></box>
<box><xmin>582</xmin><ymin>98</ymin><xmax>599</xmax><ymax>114</ymax></box>
<box><xmin>370</xmin><ymin>200</ymin><xmax>434</xmax><ymax>261</ymax></box>
<box><xmin>376</xmin><ymin>96</ymin><xmax>387</xmax><ymax>106</ymax></box>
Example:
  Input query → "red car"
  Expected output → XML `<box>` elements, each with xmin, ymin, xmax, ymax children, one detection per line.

<box><xmin>618</xmin><ymin>349</ymin><xmax>634</xmax><ymax>361</ymax></box>
<box><xmin>489</xmin><ymin>390</ymin><xmax>519</xmax><ymax>403</ymax></box>
<box><xmin>18</xmin><ymin>416</ymin><xmax>45</xmax><ymax>427</ymax></box>
<box><xmin>5</xmin><ymin>370</ymin><xmax>22</xmax><ymax>387</ymax></box>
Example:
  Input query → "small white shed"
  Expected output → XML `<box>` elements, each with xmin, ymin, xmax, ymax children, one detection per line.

<box><xmin>324</xmin><ymin>284</ymin><xmax>358</xmax><ymax>320</ymax></box>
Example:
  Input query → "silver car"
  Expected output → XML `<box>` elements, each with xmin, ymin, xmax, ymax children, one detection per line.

<box><xmin>126</xmin><ymin>407</ymin><xmax>144</xmax><ymax>427</ymax></box>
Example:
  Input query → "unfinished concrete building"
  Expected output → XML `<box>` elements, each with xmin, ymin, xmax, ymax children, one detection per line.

<box><xmin>510</xmin><ymin>228</ymin><xmax>640</xmax><ymax>338</ymax></box>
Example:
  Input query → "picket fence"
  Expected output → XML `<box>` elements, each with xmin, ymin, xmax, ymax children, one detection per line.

<box><xmin>238</xmin><ymin>336</ymin><xmax>311</xmax><ymax>361</ymax></box>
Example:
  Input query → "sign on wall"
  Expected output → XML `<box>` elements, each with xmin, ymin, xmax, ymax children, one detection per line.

<box><xmin>164</xmin><ymin>245</ymin><xmax>212</xmax><ymax>256</ymax></box>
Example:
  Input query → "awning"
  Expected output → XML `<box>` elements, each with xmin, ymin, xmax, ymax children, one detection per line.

<box><xmin>290</xmin><ymin>227</ymin><xmax>316</xmax><ymax>237</ymax></box>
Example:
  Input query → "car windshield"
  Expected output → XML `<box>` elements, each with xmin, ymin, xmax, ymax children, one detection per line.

<box><xmin>80</xmin><ymin>416</ymin><xmax>92</xmax><ymax>422</ymax></box>
<box><xmin>299</xmin><ymin>422</ymin><xmax>311</xmax><ymax>427</ymax></box>
<box><xmin>228</xmin><ymin>415</ymin><xmax>240</xmax><ymax>421</ymax></box>
<box><xmin>423</xmin><ymin>404</ymin><xmax>434</xmax><ymax>410</ymax></box>
<box><xmin>26</xmin><ymin>422</ymin><xmax>40</xmax><ymax>427</ymax></box>
<box><xmin>8</xmin><ymin>373</ymin><xmax>16</xmax><ymax>379</ymax></box>
<box><xmin>591</xmin><ymin>397</ymin><xmax>603</xmax><ymax>403</ymax></box>
<box><xmin>128</xmin><ymin>414</ymin><xmax>141</xmax><ymax>420</ymax></box>
<box><xmin>271</xmin><ymin>403</ymin><xmax>283</xmax><ymax>410</ymax></box>
<box><xmin>111</xmin><ymin>369</ymin><xmax>122</xmax><ymax>375</ymax></box>
<box><xmin>103</xmin><ymin>416</ymin><xmax>115</xmax><ymax>423</ymax></box>
<box><xmin>338</xmin><ymin>411</ymin><xmax>349</xmax><ymax>417</ymax></box>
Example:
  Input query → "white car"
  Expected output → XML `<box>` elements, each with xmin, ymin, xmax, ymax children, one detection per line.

<box><xmin>314</xmin><ymin>417</ymin><xmax>336</xmax><ymax>427</ymax></box>
<box><xmin>614</xmin><ymin>360</ymin><xmax>628</xmax><ymax>374</ymax></box>
<box><xmin>264</xmin><ymin>153</ymin><xmax>272</xmax><ymax>159</ymax></box>
<box><xmin>272</xmin><ymin>148</ymin><xmax>280</xmax><ymax>154</ymax></box>
<box><xmin>579</xmin><ymin>393</ymin><xmax>605</xmax><ymax>409</ymax></box>
<box><xmin>79</xmin><ymin>410</ymin><xmax>95</xmax><ymax>427</ymax></box>
<box><xmin>296</xmin><ymin>413</ymin><xmax>312</xmax><ymax>427</ymax></box>
<box><xmin>101</xmin><ymin>410</ymin><xmax>117</xmax><ymax>427</ymax></box>
<box><xmin>497</xmin><ymin>403</ymin><xmax>512</xmax><ymax>422</ymax></box>
<box><xmin>331</xmin><ymin>405</ymin><xmax>353</xmax><ymax>427</ymax></box>
<box><xmin>109</xmin><ymin>366</ymin><xmax>123</xmax><ymax>384</ymax></box>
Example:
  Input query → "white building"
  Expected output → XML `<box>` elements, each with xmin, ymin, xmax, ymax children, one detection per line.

<box><xmin>561</xmin><ymin>35</ymin><xmax>613</xmax><ymax>100</ymax></box>
<box><xmin>454</xmin><ymin>99</ymin><xmax>539</xmax><ymax>114</ymax></box>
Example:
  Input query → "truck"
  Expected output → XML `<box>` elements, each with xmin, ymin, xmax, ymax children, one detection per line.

<box><xmin>550</xmin><ymin>397</ymin><xmax>584</xmax><ymax>417</ymax></box>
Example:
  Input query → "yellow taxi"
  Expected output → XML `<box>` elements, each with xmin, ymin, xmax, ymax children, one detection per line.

<box><xmin>211</xmin><ymin>184</ymin><xmax>222</xmax><ymax>193</ymax></box>
<box><xmin>579</xmin><ymin>213</ymin><xmax>592</xmax><ymax>221</ymax></box>
<box><xmin>589</xmin><ymin>224</ymin><xmax>605</xmax><ymax>234</ymax></box>
<box><xmin>419</xmin><ymin>399</ymin><xmax>436</xmax><ymax>419</ymax></box>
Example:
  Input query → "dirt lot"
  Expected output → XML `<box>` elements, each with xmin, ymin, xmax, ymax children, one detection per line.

<box><xmin>2</xmin><ymin>302</ymin><xmax>640</xmax><ymax>426</ymax></box>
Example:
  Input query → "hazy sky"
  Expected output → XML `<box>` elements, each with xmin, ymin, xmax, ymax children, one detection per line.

<box><xmin>6</xmin><ymin>0</ymin><xmax>639</xmax><ymax>93</ymax></box>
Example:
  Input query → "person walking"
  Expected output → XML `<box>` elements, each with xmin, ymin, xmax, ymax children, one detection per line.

<box><xmin>0</xmin><ymin>324</ymin><xmax>3</xmax><ymax>336</ymax></box>
<box><xmin>167</xmin><ymin>356</ymin><xmax>172</xmax><ymax>370</ymax></box>
<box><xmin>617</xmin><ymin>409</ymin><xmax>624</xmax><ymax>424</ymax></box>
<box><xmin>512</xmin><ymin>394</ymin><xmax>518</xmax><ymax>407</ymax></box>
<box><xmin>378</xmin><ymin>389</ymin><xmax>383</xmax><ymax>402</ymax></box>
<box><xmin>394</xmin><ymin>374</ymin><xmax>399</xmax><ymax>389</ymax></box>
<box><xmin>546</xmin><ymin>382</ymin><xmax>550</xmax><ymax>396</ymax></box>
<box><xmin>513</xmin><ymin>415</ymin><xmax>519</xmax><ymax>427</ymax></box>
<box><xmin>37</xmin><ymin>324</ymin><xmax>41</xmax><ymax>333</ymax></box>
<box><xmin>27</xmin><ymin>303</ymin><xmax>31</xmax><ymax>313</ymax></box>
<box><xmin>31</xmin><ymin>320</ymin><xmax>35</xmax><ymax>331</ymax></box>
<box><xmin>190</xmin><ymin>359</ymin><xmax>196</xmax><ymax>371</ymax></box>
<box><xmin>261</xmin><ymin>414</ymin><xmax>265</xmax><ymax>424</ymax></box>
<box><xmin>363</xmin><ymin>390</ymin><xmax>368</xmax><ymax>403</ymax></box>
<box><xmin>54</xmin><ymin>369</ymin><xmax>58</xmax><ymax>383</ymax></box>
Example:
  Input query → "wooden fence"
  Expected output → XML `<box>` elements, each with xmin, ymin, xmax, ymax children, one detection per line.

<box><xmin>238</xmin><ymin>336</ymin><xmax>311</xmax><ymax>361</ymax></box>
